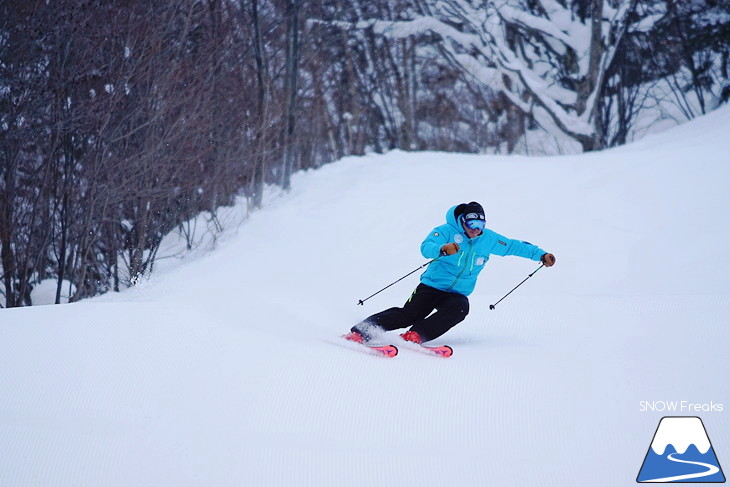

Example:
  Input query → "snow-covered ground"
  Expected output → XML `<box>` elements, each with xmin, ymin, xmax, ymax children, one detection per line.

<box><xmin>1</xmin><ymin>106</ymin><xmax>729</xmax><ymax>486</ymax></box>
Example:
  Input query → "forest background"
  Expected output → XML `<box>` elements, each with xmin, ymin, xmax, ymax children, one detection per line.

<box><xmin>1</xmin><ymin>0</ymin><xmax>728</xmax><ymax>307</ymax></box>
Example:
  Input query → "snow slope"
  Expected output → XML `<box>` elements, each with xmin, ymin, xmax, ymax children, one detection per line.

<box><xmin>1</xmin><ymin>107</ymin><xmax>729</xmax><ymax>487</ymax></box>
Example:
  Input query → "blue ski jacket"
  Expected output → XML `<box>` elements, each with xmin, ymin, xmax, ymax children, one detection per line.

<box><xmin>420</xmin><ymin>205</ymin><xmax>546</xmax><ymax>296</ymax></box>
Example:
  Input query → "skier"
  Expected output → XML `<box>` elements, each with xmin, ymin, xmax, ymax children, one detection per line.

<box><xmin>344</xmin><ymin>201</ymin><xmax>556</xmax><ymax>345</ymax></box>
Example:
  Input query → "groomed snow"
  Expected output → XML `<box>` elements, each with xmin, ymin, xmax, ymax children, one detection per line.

<box><xmin>1</xmin><ymin>106</ymin><xmax>729</xmax><ymax>486</ymax></box>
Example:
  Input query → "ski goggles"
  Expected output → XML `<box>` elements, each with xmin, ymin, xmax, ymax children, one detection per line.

<box><xmin>463</xmin><ymin>212</ymin><xmax>486</xmax><ymax>230</ymax></box>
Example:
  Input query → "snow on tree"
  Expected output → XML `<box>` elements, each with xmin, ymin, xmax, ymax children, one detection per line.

<box><xmin>324</xmin><ymin>0</ymin><xmax>663</xmax><ymax>151</ymax></box>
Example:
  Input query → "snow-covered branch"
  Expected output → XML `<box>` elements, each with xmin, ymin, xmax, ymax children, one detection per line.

<box><xmin>317</xmin><ymin>0</ymin><xmax>663</xmax><ymax>151</ymax></box>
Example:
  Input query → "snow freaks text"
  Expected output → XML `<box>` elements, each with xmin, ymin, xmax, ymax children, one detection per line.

<box><xmin>639</xmin><ymin>401</ymin><xmax>724</xmax><ymax>413</ymax></box>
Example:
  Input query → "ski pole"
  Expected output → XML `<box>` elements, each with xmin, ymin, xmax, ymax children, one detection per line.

<box><xmin>489</xmin><ymin>264</ymin><xmax>544</xmax><ymax>310</ymax></box>
<box><xmin>357</xmin><ymin>258</ymin><xmax>439</xmax><ymax>306</ymax></box>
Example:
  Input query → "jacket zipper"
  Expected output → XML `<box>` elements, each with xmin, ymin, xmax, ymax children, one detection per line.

<box><xmin>447</xmin><ymin>239</ymin><xmax>473</xmax><ymax>290</ymax></box>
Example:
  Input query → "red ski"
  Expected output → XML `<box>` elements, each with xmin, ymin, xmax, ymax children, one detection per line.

<box><xmin>342</xmin><ymin>332</ymin><xmax>398</xmax><ymax>358</ymax></box>
<box><xmin>364</xmin><ymin>344</ymin><xmax>399</xmax><ymax>358</ymax></box>
<box><xmin>399</xmin><ymin>331</ymin><xmax>453</xmax><ymax>357</ymax></box>
<box><xmin>419</xmin><ymin>344</ymin><xmax>453</xmax><ymax>357</ymax></box>
<box><xmin>402</xmin><ymin>342</ymin><xmax>453</xmax><ymax>358</ymax></box>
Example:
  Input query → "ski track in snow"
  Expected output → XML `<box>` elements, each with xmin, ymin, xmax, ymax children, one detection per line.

<box><xmin>1</xmin><ymin>106</ymin><xmax>730</xmax><ymax>486</ymax></box>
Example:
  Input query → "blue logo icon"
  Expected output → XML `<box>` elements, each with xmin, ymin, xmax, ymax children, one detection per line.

<box><xmin>637</xmin><ymin>416</ymin><xmax>725</xmax><ymax>483</ymax></box>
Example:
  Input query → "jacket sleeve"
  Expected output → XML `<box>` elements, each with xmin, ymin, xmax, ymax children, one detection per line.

<box><xmin>489</xmin><ymin>232</ymin><xmax>545</xmax><ymax>261</ymax></box>
<box><xmin>421</xmin><ymin>227</ymin><xmax>449</xmax><ymax>259</ymax></box>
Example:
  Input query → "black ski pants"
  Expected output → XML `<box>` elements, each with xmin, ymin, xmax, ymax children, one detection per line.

<box><xmin>353</xmin><ymin>283</ymin><xmax>469</xmax><ymax>342</ymax></box>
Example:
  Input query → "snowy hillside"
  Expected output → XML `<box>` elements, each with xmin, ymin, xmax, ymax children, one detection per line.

<box><xmin>1</xmin><ymin>107</ymin><xmax>729</xmax><ymax>487</ymax></box>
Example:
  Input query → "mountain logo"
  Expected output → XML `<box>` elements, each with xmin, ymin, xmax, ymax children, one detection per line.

<box><xmin>637</xmin><ymin>416</ymin><xmax>725</xmax><ymax>483</ymax></box>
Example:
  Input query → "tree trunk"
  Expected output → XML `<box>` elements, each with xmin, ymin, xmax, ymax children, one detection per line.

<box><xmin>666</xmin><ymin>0</ymin><xmax>706</xmax><ymax>115</ymax></box>
<box><xmin>281</xmin><ymin>0</ymin><xmax>300</xmax><ymax>191</ymax></box>
<box><xmin>249</xmin><ymin>0</ymin><xmax>269</xmax><ymax>209</ymax></box>
<box><xmin>584</xmin><ymin>0</ymin><xmax>606</xmax><ymax>151</ymax></box>
<box><xmin>0</xmin><ymin>157</ymin><xmax>17</xmax><ymax>307</ymax></box>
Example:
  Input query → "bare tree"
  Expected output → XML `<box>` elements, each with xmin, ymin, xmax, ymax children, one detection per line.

<box><xmin>281</xmin><ymin>0</ymin><xmax>301</xmax><ymax>191</ymax></box>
